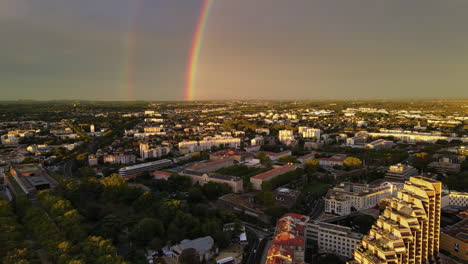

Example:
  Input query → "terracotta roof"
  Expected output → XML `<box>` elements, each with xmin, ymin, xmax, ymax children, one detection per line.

<box><xmin>298</xmin><ymin>152</ymin><xmax>318</xmax><ymax>160</ymax></box>
<box><xmin>251</xmin><ymin>165</ymin><xmax>296</xmax><ymax>180</ymax></box>
<box><xmin>188</xmin><ymin>158</ymin><xmax>233</xmax><ymax>171</ymax></box>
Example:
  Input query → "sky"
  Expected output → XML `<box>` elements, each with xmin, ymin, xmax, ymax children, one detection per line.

<box><xmin>1</xmin><ymin>0</ymin><xmax>468</xmax><ymax>101</ymax></box>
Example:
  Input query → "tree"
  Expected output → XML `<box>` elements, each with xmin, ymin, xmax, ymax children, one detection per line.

<box><xmin>413</xmin><ymin>152</ymin><xmax>432</xmax><ymax>170</ymax></box>
<box><xmin>255</xmin><ymin>191</ymin><xmax>275</xmax><ymax>206</ymax></box>
<box><xmin>305</xmin><ymin>158</ymin><xmax>319</xmax><ymax>173</ymax></box>
<box><xmin>256</xmin><ymin>153</ymin><xmax>272</xmax><ymax>167</ymax></box>
<box><xmin>278</xmin><ymin>155</ymin><xmax>300</xmax><ymax>164</ymax></box>
<box><xmin>78</xmin><ymin>167</ymin><xmax>95</xmax><ymax>178</ymax></box>
<box><xmin>202</xmin><ymin>182</ymin><xmax>232</xmax><ymax>200</ymax></box>
<box><xmin>131</xmin><ymin>218</ymin><xmax>165</xmax><ymax>246</ymax></box>
<box><xmin>344</xmin><ymin>157</ymin><xmax>362</xmax><ymax>168</ymax></box>
<box><xmin>265</xmin><ymin>206</ymin><xmax>288</xmax><ymax>224</ymax></box>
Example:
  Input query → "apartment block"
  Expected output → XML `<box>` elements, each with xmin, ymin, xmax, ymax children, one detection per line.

<box><xmin>350</xmin><ymin>176</ymin><xmax>442</xmax><ymax>264</ymax></box>
<box><xmin>325</xmin><ymin>183</ymin><xmax>393</xmax><ymax>216</ymax></box>
<box><xmin>306</xmin><ymin>220</ymin><xmax>363</xmax><ymax>258</ymax></box>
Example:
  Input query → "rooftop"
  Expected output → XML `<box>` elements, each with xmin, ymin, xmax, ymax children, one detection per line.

<box><xmin>251</xmin><ymin>165</ymin><xmax>296</xmax><ymax>180</ymax></box>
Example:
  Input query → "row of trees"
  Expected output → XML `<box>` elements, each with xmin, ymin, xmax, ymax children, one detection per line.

<box><xmin>52</xmin><ymin>173</ymin><xmax>242</xmax><ymax>262</ymax></box>
<box><xmin>0</xmin><ymin>199</ymin><xmax>40</xmax><ymax>264</ymax></box>
<box><xmin>15</xmin><ymin>190</ymin><xmax>127</xmax><ymax>264</ymax></box>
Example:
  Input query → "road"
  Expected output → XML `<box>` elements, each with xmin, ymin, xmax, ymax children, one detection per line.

<box><xmin>243</xmin><ymin>222</ymin><xmax>273</xmax><ymax>264</ymax></box>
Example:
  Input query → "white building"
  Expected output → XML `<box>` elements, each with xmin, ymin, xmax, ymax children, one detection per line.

<box><xmin>178</xmin><ymin>136</ymin><xmax>240</xmax><ymax>153</ymax></box>
<box><xmin>306</xmin><ymin>220</ymin><xmax>363</xmax><ymax>258</ymax></box>
<box><xmin>368</xmin><ymin>129</ymin><xmax>466</xmax><ymax>144</ymax></box>
<box><xmin>163</xmin><ymin>236</ymin><xmax>217</xmax><ymax>262</ymax></box>
<box><xmin>346</xmin><ymin>133</ymin><xmax>369</xmax><ymax>146</ymax></box>
<box><xmin>325</xmin><ymin>182</ymin><xmax>392</xmax><ymax>216</ymax></box>
<box><xmin>300</xmin><ymin>127</ymin><xmax>321</xmax><ymax>139</ymax></box>
<box><xmin>255</xmin><ymin>128</ymin><xmax>270</xmax><ymax>135</ymax></box>
<box><xmin>118</xmin><ymin>159</ymin><xmax>172</xmax><ymax>177</ymax></box>
<box><xmin>278</xmin><ymin>130</ymin><xmax>294</xmax><ymax>145</ymax></box>
<box><xmin>447</xmin><ymin>192</ymin><xmax>468</xmax><ymax>208</ymax></box>
<box><xmin>364</xmin><ymin>139</ymin><xmax>395</xmax><ymax>149</ymax></box>
<box><xmin>251</xmin><ymin>136</ymin><xmax>264</xmax><ymax>146</ymax></box>
<box><xmin>140</xmin><ymin>143</ymin><xmax>171</xmax><ymax>160</ymax></box>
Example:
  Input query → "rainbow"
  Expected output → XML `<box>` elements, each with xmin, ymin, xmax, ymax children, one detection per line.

<box><xmin>185</xmin><ymin>0</ymin><xmax>215</xmax><ymax>101</ymax></box>
<box><xmin>123</xmin><ymin>0</ymin><xmax>143</xmax><ymax>100</ymax></box>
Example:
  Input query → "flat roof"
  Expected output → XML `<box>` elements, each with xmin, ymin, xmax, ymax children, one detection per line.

<box><xmin>119</xmin><ymin>159</ymin><xmax>172</xmax><ymax>171</ymax></box>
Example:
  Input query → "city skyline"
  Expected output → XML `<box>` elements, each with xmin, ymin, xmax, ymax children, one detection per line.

<box><xmin>2</xmin><ymin>0</ymin><xmax>468</xmax><ymax>101</ymax></box>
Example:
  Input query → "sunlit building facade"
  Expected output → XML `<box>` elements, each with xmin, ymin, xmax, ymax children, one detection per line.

<box><xmin>350</xmin><ymin>176</ymin><xmax>442</xmax><ymax>264</ymax></box>
<box><xmin>266</xmin><ymin>213</ymin><xmax>309</xmax><ymax>264</ymax></box>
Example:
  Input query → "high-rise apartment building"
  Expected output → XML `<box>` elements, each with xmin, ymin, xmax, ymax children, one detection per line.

<box><xmin>278</xmin><ymin>130</ymin><xmax>294</xmax><ymax>145</ymax></box>
<box><xmin>350</xmin><ymin>176</ymin><xmax>442</xmax><ymax>264</ymax></box>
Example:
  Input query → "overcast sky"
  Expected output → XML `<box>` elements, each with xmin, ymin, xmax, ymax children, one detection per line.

<box><xmin>1</xmin><ymin>0</ymin><xmax>468</xmax><ymax>100</ymax></box>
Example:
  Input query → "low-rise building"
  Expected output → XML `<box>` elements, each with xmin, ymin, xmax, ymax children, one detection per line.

<box><xmin>325</xmin><ymin>182</ymin><xmax>392</xmax><ymax>216</ymax></box>
<box><xmin>210</xmin><ymin>150</ymin><xmax>254</xmax><ymax>162</ymax></box>
<box><xmin>440</xmin><ymin>219</ymin><xmax>468</xmax><ymax>261</ymax></box>
<box><xmin>163</xmin><ymin>236</ymin><xmax>217</xmax><ymax>262</ymax></box>
<box><xmin>266</xmin><ymin>213</ymin><xmax>309</xmax><ymax>264</ymax></box>
<box><xmin>217</xmin><ymin>193</ymin><xmax>270</xmax><ymax>223</ymax></box>
<box><xmin>274</xmin><ymin>188</ymin><xmax>300</xmax><ymax>208</ymax></box>
<box><xmin>306</xmin><ymin>220</ymin><xmax>363</xmax><ymax>258</ymax></box>
<box><xmin>88</xmin><ymin>155</ymin><xmax>98</xmax><ymax>166</ymax></box>
<box><xmin>365</xmin><ymin>139</ymin><xmax>395</xmax><ymax>149</ymax></box>
<box><xmin>187</xmin><ymin>158</ymin><xmax>235</xmax><ymax>173</ymax></box>
<box><xmin>118</xmin><ymin>159</ymin><xmax>172</xmax><ymax>178</ymax></box>
<box><xmin>181</xmin><ymin>170</ymin><xmax>243</xmax><ymax>193</ymax></box>
<box><xmin>384</xmin><ymin>163</ymin><xmax>419</xmax><ymax>182</ymax></box>
<box><xmin>428</xmin><ymin>156</ymin><xmax>462</xmax><ymax>174</ymax></box>
<box><xmin>319</xmin><ymin>157</ymin><xmax>345</xmax><ymax>167</ymax></box>
<box><xmin>250</xmin><ymin>164</ymin><xmax>297</xmax><ymax>190</ymax></box>
<box><xmin>4</xmin><ymin>164</ymin><xmax>58</xmax><ymax>199</ymax></box>
<box><xmin>447</xmin><ymin>192</ymin><xmax>468</xmax><ymax>208</ymax></box>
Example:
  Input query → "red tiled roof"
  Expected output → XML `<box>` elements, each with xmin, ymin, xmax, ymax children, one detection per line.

<box><xmin>152</xmin><ymin>170</ymin><xmax>171</xmax><ymax>176</ymax></box>
<box><xmin>251</xmin><ymin>165</ymin><xmax>296</xmax><ymax>180</ymax></box>
<box><xmin>298</xmin><ymin>152</ymin><xmax>318</xmax><ymax>160</ymax></box>
<box><xmin>188</xmin><ymin>158</ymin><xmax>233</xmax><ymax>171</ymax></box>
<box><xmin>266</xmin><ymin>213</ymin><xmax>308</xmax><ymax>264</ymax></box>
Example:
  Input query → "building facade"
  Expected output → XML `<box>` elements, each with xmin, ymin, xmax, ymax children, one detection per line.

<box><xmin>250</xmin><ymin>165</ymin><xmax>297</xmax><ymax>190</ymax></box>
<box><xmin>306</xmin><ymin>221</ymin><xmax>363</xmax><ymax>258</ymax></box>
<box><xmin>266</xmin><ymin>213</ymin><xmax>309</xmax><ymax>264</ymax></box>
<box><xmin>350</xmin><ymin>176</ymin><xmax>442</xmax><ymax>264</ymax></box>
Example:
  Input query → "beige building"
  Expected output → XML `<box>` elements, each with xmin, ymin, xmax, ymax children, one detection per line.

<box><xmin>447</xmin><ymin>192</ymin><xmax>468</xmax><ymax>208</ymax></box>
<box><xmin>350</xmin><ymin>176</ymin><xmax>442</xmax><ymax>264</ymax></box>
<box><xmin>306</xmin><ymin>220</ymin><xmax>363</xmax><ymax>258</ymax></box>
<box><xmin>250</xmin><ymin>164</ymin><xmax>297</xmax><ymax>190</ymax></box>
<box><xmin>325</xmin><ymin>183</ymin><xmax>393</xmax><ymax>216</ymax></box>
<box><xmin>440</xmin><ymin>219</ymin><xmax>468</xmax><ymax>261</ymax></box>
<box><xmin>278</xmin><ymin>130</ymin><xmax>294</xmax><ymax>145</ymax></box>
<box><xmin>181</xmin><ymin>170</ymin><xmax>243</xmax><ymax>193</ymax></box>
<box><xmin>385</xmin><ymin>164</ymin><xmax>419</xmax><ymax>182</ymax></box>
